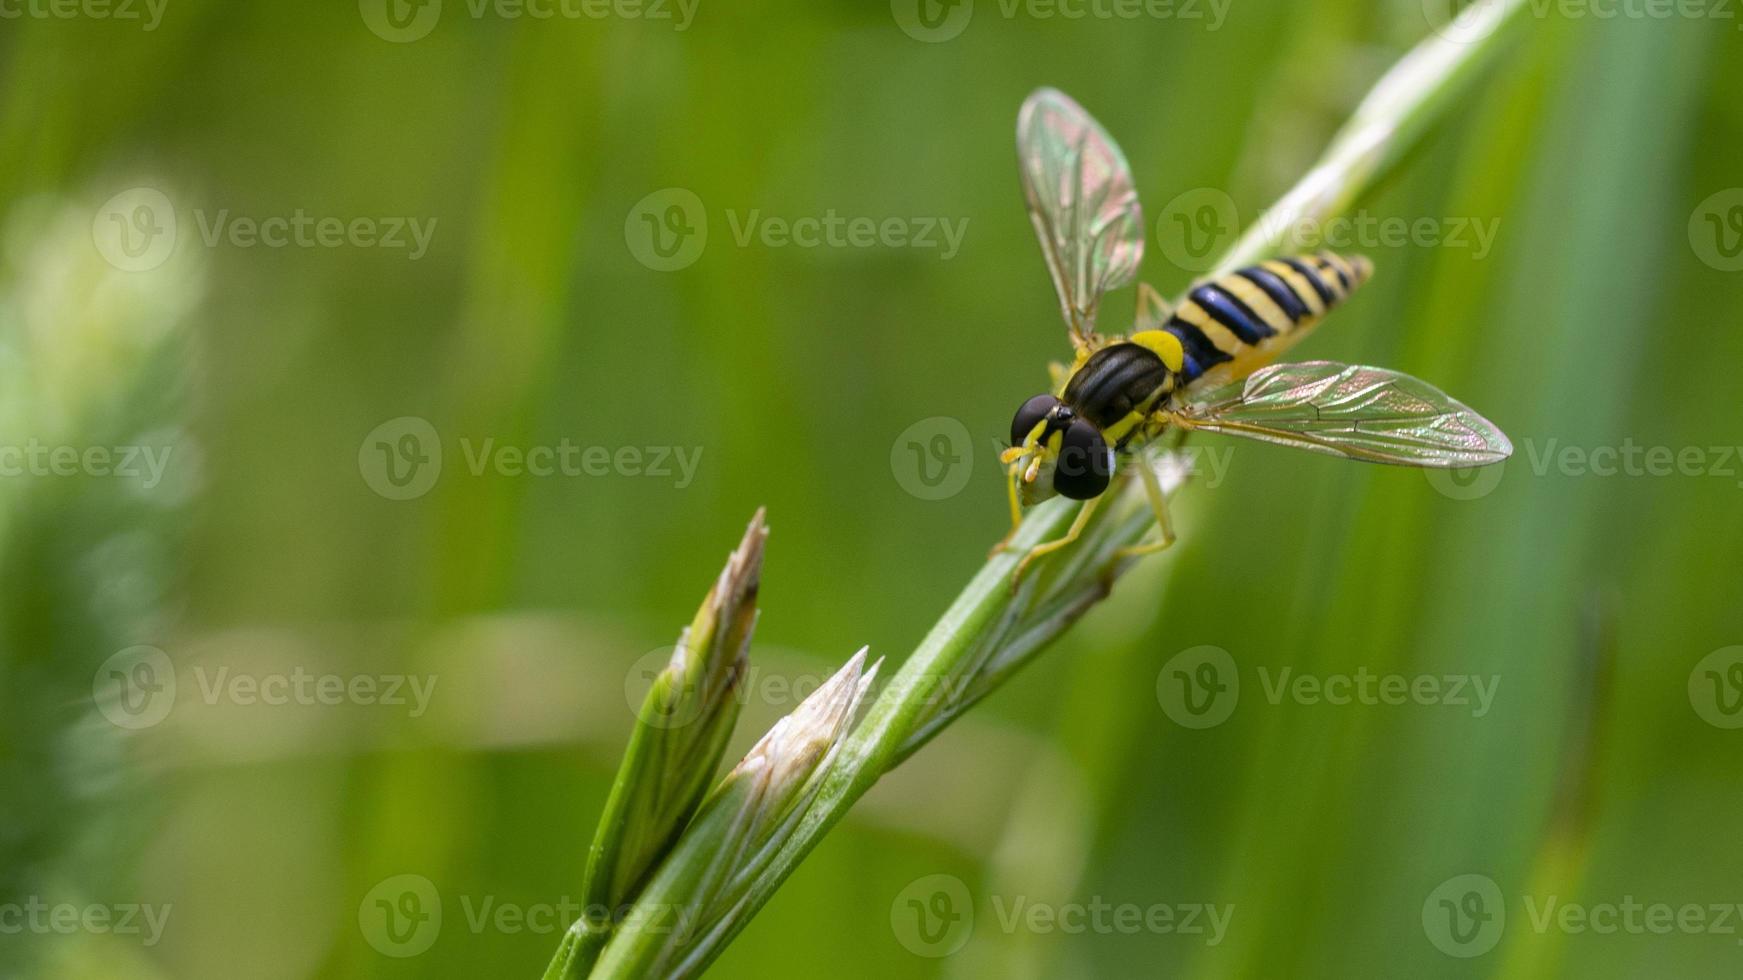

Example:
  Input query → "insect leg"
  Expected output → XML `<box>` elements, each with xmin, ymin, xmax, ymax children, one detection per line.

<box><xmin>1115</xmin><ymin>456</ymin><xmax>1176</xmax><ymax>560</ymax></box>
<box><xmin>1011</xmin><ymin>495</ymin><xmax>1102</xmax><ymax>588</ymax></box>
<box><xmin>1135</xmin><ymin>282</ymin><xmax>1173</xmax><ymax>330</ymax></box>
<box><xmin>988</xmin><ymin>466</ymin><xmax>1025</xmax><ymax>556</ymax></box>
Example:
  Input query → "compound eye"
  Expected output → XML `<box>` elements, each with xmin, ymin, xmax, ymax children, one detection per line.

<box><xmin>1053</xmin><ymin>419</ymin><xmax>1112</xmax><ymax>500</ymax></box>
<box><xmin>1010</xmin><ymin>394</ymin><xmax>1059</xmax><ymax>446</ymax></box>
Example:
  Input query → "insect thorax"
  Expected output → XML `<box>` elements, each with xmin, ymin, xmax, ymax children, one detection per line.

<box><xmin>1060</xmin><ymin>342</ymin><xmax>1175</xmax><ymax>436</ymax></box>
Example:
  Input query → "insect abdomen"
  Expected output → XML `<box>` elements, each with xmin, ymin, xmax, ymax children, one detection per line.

<box><xmin>1163</xmin><ymin>250</ymin><xmax>1373</xmax><ymax>386</ymax></box>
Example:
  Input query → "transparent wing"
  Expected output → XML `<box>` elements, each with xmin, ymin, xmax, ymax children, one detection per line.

<box><xmin>1176</xmin><ymin>361</ymin><xmax>1513</xmax><ymax>467</ymax></box>
<box><xmin>1134</xmin><ymin>281</ymin><xmax>1171</xmax><ymax>332</ymax></box>
<box><xmin>1017</xmin><ymin>87</ymin><xmax>1144</xmax><ymax>347</ymax></box>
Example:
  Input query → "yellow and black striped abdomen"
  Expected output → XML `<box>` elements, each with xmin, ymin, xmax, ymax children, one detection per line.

<box><xmin>1163</xmin><ymin>250</ymin><xmax>1373</xmax><ymax>392</ymax></box>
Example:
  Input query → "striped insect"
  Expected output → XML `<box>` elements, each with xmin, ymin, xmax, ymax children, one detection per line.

<box><xmin>999</xmin><ymin>88</ymin><xmax>1512</xmax><ymax>579</ymax></box>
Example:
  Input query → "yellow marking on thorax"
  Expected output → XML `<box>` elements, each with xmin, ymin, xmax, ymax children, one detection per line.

<box><xmin>1128</xmin><ymin>329</ymin><xmax>1184</xmax><ymax>372</ymax></box>
<box><xmin>1101</xmin><ymin>379</ymin><xmax>1175</xmax><ymax>448</ymax></box>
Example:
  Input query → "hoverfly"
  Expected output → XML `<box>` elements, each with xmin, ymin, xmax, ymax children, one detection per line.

<box><xmin>1000</xmin><ymin>88</ymin><xmax>1513</xmax><ymax>578</ymax></box>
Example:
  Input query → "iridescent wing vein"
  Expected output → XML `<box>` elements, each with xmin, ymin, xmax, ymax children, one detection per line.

<box><xmin>1016</xmin><ymin>87</ymin><xmax>1145</xmax><ymax>346</ymax></box>
<box><xmin>1176</xmin><ymin>360</ymin><xmax>1514</xmax><ymax>467</ymax></box>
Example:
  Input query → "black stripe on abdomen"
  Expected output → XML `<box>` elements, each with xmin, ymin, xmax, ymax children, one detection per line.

<box><xmin>1238</xmin><ymin>266</ymin><xmax>1310</xmax><ymax>323</ymax></box>
<box><xmin>1190</xmin><ymin>283</ymin><xmax>1274</xmax><ymax>345</ymax></box>
<box><xmin>1282</xmin><ymin>257</ymin><xmax>1336</xmax><ymax>305</ymax></box>
<box><xmin>1163</xmin><ymin>320</ymin><xmax>1231</xmax><ymax>384</ymax></box>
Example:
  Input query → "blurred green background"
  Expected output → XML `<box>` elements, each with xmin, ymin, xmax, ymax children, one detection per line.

<box><xmin>3</xmin><ymin>1</ymin><xmax>1742</xmax><ymax>977</ymax></box>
